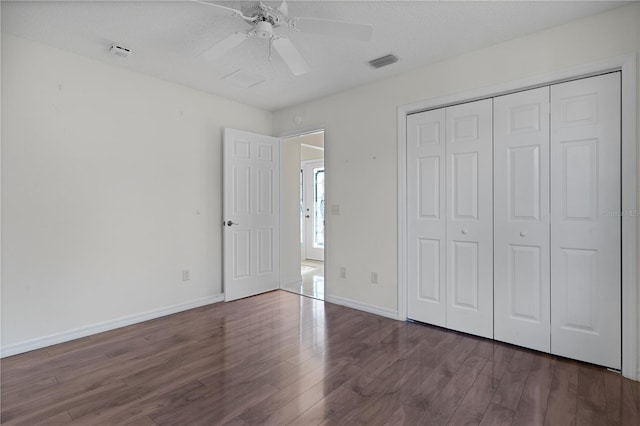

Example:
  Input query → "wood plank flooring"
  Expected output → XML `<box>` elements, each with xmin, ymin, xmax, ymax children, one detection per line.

<box><xmin>1</xmin><ymin>290</ymin><xmax>639</xmax><ymax>425</ymax></box>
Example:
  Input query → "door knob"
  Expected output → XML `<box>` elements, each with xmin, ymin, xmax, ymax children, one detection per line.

<box><xmin>226</xmin><ymin>220</ymin><xmax>239</xmax><ymax>226</ymax></box>
<box><xmin>520</xmin><ymin>231</ymin><xmax>528</xmax><ymax>237</ymax></box>
<box><xmin>461</xmin><ymin>229</ymin><xmax>468</xmax><ymax>235</ymax></box>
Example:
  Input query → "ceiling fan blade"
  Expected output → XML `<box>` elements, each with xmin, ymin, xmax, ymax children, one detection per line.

<box><xmin>200</xmin><ymin>32</ymin><xmax>249</xmax><ymax>62</ymax></box>
<box><xmin>293</xmin><ymin>17</ymin><xmax>373</xmax><ymax>42</ymax></box>
<box><xmin>278</xmin><ymin>0</ymin><xmax>289</xmax><ymax>16</ymax></box>
<box><xmin>272</xmin><ymin>37</ymin><xmax>310</xmax><ymax>77</ymax></box>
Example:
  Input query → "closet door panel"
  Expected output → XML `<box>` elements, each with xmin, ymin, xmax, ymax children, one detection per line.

<box><xmin>550</xmin><ymin>72</ymin><xmax>621</xmax><ymax>369</ymax></box>
<box><xmin>445</xmin><ymin>99</ymin><xmax>493</xmax><ymax>338</ymax></box>
<box><xmin>494</xmin><ymin>87</ymin><xmax>550</xmax><ymax>352</ymax></box>
<box><xmin>407</xmin><ymin>108</ymin><xmax>447</xmax><ymax>326</ymax></box>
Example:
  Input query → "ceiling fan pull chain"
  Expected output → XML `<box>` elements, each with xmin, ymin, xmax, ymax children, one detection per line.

<box><xmin>269</xmin><ymin>37</ymin><xmax>273</xmax><ymax>61</ymax></box>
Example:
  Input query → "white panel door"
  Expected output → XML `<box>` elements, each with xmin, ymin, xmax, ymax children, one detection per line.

<box><xmin>407</xmin><ymin>108</ymin><xmax>447</xmax><ymax>326</ymax></box>
<box><xmin>445</xmin><ymin>99</ymin><xmax>493</xmax><ymax>338</ymax></box>
<box><xmin>550</xmin><ymin>73</ymin><xmax>621</xmax><ymax>369</ymax></box>
<box><xmin>223</xmin><ymin>128</ymin><xmax>280</xmax><ymax>301</ymax></box>
<box><xmin>494</xmin><ymin>87</ymin><xmax>551</xmax><ymax>352</ymax></box>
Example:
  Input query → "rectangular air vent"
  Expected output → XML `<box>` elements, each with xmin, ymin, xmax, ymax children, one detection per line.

<box><xmin>369</xmin><ymin>54</ymin><xmax>398</xmax><ymax>69</ymax></box>
<box><xmin>222</xmin><ymin>70</ymin><xmax>265</xmax><ymax>88</ymax></box>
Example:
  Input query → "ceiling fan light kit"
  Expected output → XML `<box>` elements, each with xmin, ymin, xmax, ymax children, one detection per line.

<box><xmin>195</xmin><ymin>0</ymin><xmax>373</xmax><ymax>77</ymax></box>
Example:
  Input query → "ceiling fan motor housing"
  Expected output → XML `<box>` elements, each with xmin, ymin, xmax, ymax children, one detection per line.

<box><xmin>255</xmin><ymin>20</ymin><xmax>274</xmax><ymax>39</ymax></box>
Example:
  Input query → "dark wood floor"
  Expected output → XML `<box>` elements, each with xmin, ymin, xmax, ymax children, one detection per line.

<box><xmin>1</xmin><ymin>291</ymin><xmax>639</xmax><ymax>425</ymax></box>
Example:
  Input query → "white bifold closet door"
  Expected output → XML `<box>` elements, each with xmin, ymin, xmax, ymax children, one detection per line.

<box><xmin>408</xmin><ymin>72</ymin><xmax>621</xmax><ymax>368</ymax></box>
<box><xmin>494</xmin><ymin>87</ymin><xmax>551</xmax><ymax>352</ymax></box>
<box><xmin>406</xmin><ymin>99</ymin><xmax>493</xmax><ymax>338</ymax></box>
<box><xmin>407</xmin><ymin>108</ymin><xmax>447</xmax><ymax>327</ymax></box>
<box><xmin>550</xmin><ymin>73</ymin><xmax>621</xmax><ymax>369</ymax></box>
<box><xmin>445</xmin><ymin>100</ymin><xmax>493</xmax><ymax>339</ymax></box>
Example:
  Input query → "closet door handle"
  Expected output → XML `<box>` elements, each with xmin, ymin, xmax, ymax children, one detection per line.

<box><xmin>461</xmin><ymin>229</ymin><xmax>468</xmax><ymax>235</ymax></box>
<box><xmin>520</xmin><ymin>231</ymin><xmax>528</xmax><ymax>237</ymax></box>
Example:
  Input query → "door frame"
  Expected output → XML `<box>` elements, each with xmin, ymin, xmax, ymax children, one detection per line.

<box><xmin>396</xmin><ymin>54</ymin><xmax>638</xmax><ymax>380</ymax></box>
<box><xmin>278</xmin><ymin>129</ymin><xmax>327</xmax><ymax>294</ymax></box>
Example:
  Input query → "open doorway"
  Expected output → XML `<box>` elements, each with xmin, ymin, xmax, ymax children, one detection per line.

<box><xmin>301</xmin><ymin>157</ymin><xmax>324</xmax><ymax>299</ymax></box>
<box><xmin>281</xmin><ymin>130</ymin><xmax>324</xmax><ymax>300</ymax></box>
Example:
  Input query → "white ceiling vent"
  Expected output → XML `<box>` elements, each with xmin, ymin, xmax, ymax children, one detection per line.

<box><xmin>369</xmin><ymin>54</ymin><xmax>398</xmax><ymax>69</ymax></box>
<box><xmin>222</xmin><ymin>70</ymin><xmax>265</xmax><ymax>88</ymax></box>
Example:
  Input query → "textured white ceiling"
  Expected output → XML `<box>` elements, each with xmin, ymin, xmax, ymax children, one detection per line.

<box><xmin>1</xmin><ymin>1</ymin><xmax>628</xmax><ymax>111</ymax></box>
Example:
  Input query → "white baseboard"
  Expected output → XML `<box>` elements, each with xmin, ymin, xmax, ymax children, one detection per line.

<box><xmin>325</xmin><ymin>295</ymin><xmax>399</xmax><ymax>320</ymax></box>
<box><xmin>1</xmin><ymin>294</ymin><xmax>224</xmax><ymax>358</ymax></box>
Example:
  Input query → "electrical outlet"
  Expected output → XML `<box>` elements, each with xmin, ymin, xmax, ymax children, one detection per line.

<box><xmin>371</xmin><ymin>272</ymin><xmax>378</xmax><ymax>284</ymax></box>
<box><xmin>182</xmin><ymin>269</ymin><xmax>190</xmax><ymax>282</ymax></box>
<box><xmin>339</xmin><ymin>267</ymin><xmax>346</xmax><ymax>279</ymax></box>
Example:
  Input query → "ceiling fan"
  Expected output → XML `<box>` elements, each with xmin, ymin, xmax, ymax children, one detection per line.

<box><xmin>193</xmin><ymin>0</ymin><xmax>374</xmax><ymax>76</ymax></box>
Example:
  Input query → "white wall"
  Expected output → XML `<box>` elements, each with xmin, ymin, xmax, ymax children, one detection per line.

<box><xmin>299</xmin><ymin>131</ymin><xmax>324</xmax><ymax>162</ymax></box>
<box><xmin>1</xmin><ymin>34</ymin><xmax>272</xmax><ymax>352</ymax></box>
<box><xmin>301</xmin><ymin>145</ymin><xmax>324</xmax><ymax>162</ymax></box>
<box><xmin>273</xmin><ymin>4</ymin><xmax>640</xmax><ymax>316</ymax></box>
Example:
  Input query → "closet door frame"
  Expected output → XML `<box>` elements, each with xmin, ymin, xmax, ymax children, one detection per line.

<box><xmin>397</xmin><ymin>54</ymin><xmax>637</xmax><ymax>380</ymax></box>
